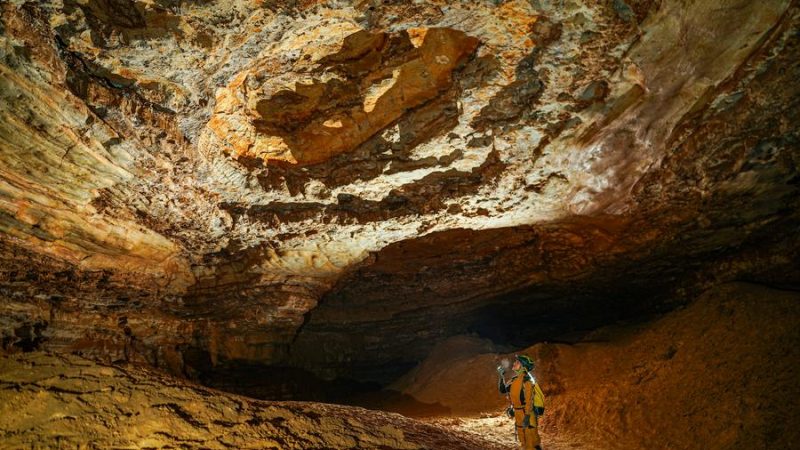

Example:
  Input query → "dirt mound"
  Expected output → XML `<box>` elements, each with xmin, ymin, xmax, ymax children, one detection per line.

<box><xmin>0</xmin><ymin>353</ymin><xmax>505</xmax><ymax>450</ymax></box>
<box><xmin>389</xmin><ymin>335</ymin><xmax>506</xmax><ymax>416</ymax></box>
<box><xmin>394</xmin><ymin>283</ymin><xmax>800</xmax><ymax>449</ymax></box>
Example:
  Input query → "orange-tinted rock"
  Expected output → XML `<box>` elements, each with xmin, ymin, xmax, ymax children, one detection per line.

<box><xmin>0</xmin><ymin>352</ymin><xmax>506</xmax><ymax>450</ymax></box>
<box><xmin>208</xmin><ymin>27</ymin><xmax>478</xmax><ymax>165</ymax></box>
<box><xmin>0</xmin><ymin>0</ymin><xmax>798</xmax><ymax>399</ymax></box>
<box><xmin>397</xmin><ymin>283</ymin><xmax>800</xmax><ymax>449</ymax></box>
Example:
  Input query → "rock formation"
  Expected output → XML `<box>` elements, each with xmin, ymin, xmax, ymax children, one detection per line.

<box><xmin>0</xmin><ymin>1</ymin><xmax>798</xmax><ymax>444</ymax></box>
<box><xmin>0</xmin><ymin>352</ymin><xmax>504</xmax><ymax>449</ymax></box>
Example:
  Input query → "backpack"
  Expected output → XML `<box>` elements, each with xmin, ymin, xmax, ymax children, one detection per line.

<box><xmin>522</xmin><ymin>373</ymin><xmax>545</xmax><ymax>417</ymax></box>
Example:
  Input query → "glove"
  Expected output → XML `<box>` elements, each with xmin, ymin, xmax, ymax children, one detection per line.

<box><xmin>497</xmin><ymin>365</ymin><xmax>505</xmax><ymax>375</ymax></box>
<box><xmin>522</xmin><ymin>414</ymin><xmax>531</xmax><ymax>428</ymax></box>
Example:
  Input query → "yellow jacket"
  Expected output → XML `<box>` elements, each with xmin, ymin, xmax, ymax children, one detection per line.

<box><xmin>501</xmin><ymin>372</ymin><xmax>545</xmax><ymax>417</ymax></box>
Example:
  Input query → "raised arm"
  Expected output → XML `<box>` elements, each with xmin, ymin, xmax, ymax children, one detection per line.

<box><xmin>497</xmin><ymin>367</ymin><xmax>509</xmax><ymax>393</ymax></box>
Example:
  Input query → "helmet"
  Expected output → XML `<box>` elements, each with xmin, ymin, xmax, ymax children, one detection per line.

<box><xmin>516</xmin><ymin>354</ymin><xmax>535</xmax><ymax>371</ymax></box>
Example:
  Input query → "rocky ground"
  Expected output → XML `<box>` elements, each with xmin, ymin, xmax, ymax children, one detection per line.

<box><xmin>0</xmin><ymin>352</ymin><xmax>505</xmax><ymax>450</ymax></box>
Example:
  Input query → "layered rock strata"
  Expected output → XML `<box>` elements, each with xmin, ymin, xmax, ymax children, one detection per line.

<box><xmin>0</xmin><ymin>0</ymin><xmax>798</xmax><ymax>384</ymax></box>
<box><xmin>0</xmin><ymin>352</ymin><xmax>505</xmax><ymax>450</ymax></box>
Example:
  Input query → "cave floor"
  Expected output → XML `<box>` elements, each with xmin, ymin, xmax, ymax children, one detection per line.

<box><xmin>429</xmin><ymin>414</ymin><xmax>580</xmax><ymax>450</ymax></box>
<box><xmin>0</xmin><ymin>352</ymin><xmax>594</xmax><ymax>449</ymax></box>
<box><xmin>0</xmin><ymin>352</ymin><xmax>509</xmax><ymax>450</ymax></box>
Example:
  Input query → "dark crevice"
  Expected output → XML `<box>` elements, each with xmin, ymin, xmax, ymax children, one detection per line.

<box><xmin>221</xmin><ymin>149</ymin><xmax>505</xmax><ymax>226</ymax></box>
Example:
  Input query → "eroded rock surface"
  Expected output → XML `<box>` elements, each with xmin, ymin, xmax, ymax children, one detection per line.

<box><xmin>0</xmin><ymin>0</ymin><xmax>798</xmax><ymax>385</ymax></box>
<box><xmin>0</xmin><ymin>352</ymin><xmax>505</xmax><ymax>450</ymax></box>
<box><xmin>209</xmin><ymin>27</ymin><xmax>478</xmax><ymax>165</ymax></box>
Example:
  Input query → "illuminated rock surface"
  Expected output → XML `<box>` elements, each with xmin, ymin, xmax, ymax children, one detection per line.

<box><xmin>0</xmin><ymin>352</ymin><xmax>504</xmax><ymax>450</ymax></box>
<box><xmin>0</xmin><ymin>1</ymin><xmax>798</xmax><ymax>445</ymax></box>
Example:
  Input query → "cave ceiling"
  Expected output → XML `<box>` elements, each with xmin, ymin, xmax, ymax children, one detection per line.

<box><xmin>0</xmin><ymin>0</ymin><xmax>798</xmax><ymax>382</ymax></box>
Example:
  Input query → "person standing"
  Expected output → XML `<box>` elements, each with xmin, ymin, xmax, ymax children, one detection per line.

<box><xmin>498</xmin><ymin>354</ymin><xmax>545</xmax><ymax>450</ymax></box>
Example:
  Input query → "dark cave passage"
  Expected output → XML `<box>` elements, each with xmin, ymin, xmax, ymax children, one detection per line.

<box><xmin>192</xmin><ymin>277</ymin><xmax>698</xmax><ymax>409</ymax></box>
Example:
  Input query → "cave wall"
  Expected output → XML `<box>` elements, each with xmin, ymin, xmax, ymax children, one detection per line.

<box><xmin>0</xmin><ymin>0</ymin><xmax>798</xmax><ymax>386</ymax></box>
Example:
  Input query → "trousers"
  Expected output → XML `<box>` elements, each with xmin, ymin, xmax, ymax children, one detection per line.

<box><xmin>514</xmin><ymin>411</ymin><xmax>541</xmax><ymax>450</ymax></box>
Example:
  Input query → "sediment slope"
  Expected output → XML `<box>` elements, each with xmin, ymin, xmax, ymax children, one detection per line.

<box><xmin>394</xmin><ymin>283</ymin><xmax>800</xmax><ymax>449</ymax></box>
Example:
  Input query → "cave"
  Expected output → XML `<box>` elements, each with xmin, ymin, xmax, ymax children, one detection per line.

<box><xmin>1</xmin><ymin>0</ymin><xmax>799</xmax><ymax>449</ymax></box>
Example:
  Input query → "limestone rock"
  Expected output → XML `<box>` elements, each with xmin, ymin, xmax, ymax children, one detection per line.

<box><xmin>0</xmin><ymin>0</ymin><xmax>798</xmax><ymax>385</ymax></box>
<box><xmin>0</xmin><ymin>352</ymin><xmax>505</xmax><ymax>450</ymax></box>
